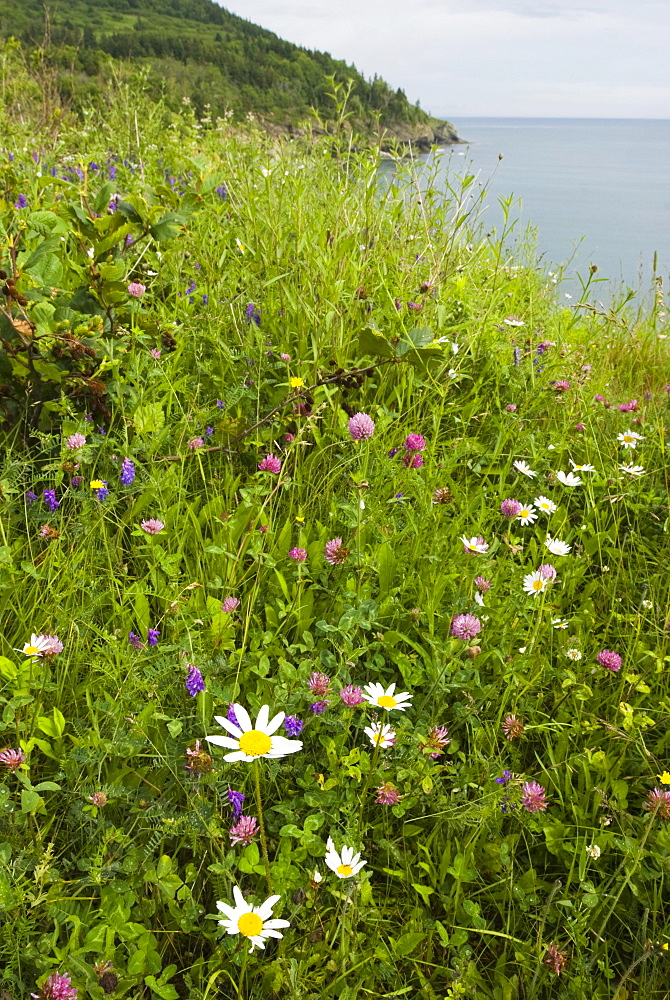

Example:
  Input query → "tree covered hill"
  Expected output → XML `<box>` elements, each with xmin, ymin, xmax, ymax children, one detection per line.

<box><xmin>0</xmin><ymin>0</ymin><xmax>449</xmax><ymax>136</ymax></box>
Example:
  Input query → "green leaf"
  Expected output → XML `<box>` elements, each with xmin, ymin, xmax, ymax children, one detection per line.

<box><xmin>0</xmin><ymin>656</ymin><xmax>17</xmax><ymax>680</ymax></box>
<box><xmin>358</xmin><ymin>325</ymin><xmax>394</xmax><ymax>359</ymax></box>
<box><xmin>134</xmin><ymin>402</ymin><xmax>165</xmax><ymax>435</ymax></box>
<box><xmin>22</xmin><ymin>236</ymin><xmax>61</xmax><ymax>269</ymax></box>
<box><xmin>411</xmin><ymin>883</ymin><xmax>434</xmax><ymax>904</ymax></box>
<box><xmin>36</xmin><ymin>708</ymin><xmax>66</xmax><ymax>739</ymax></box>
<box><xmin>33</xmin><ymin>781</ymin><xmax>61</xmax><ymax>792</ymax></box>
<box><xmin>26</xmin><ymin>211</ymin><xmax>60</xmax><ymax>236</ymax></box>
<box><xmin>98</xmin><ymin>260</ymin><xmax>126</xmax><ymax>282</ymax></box>
<box><xmin>149</xmin><ymin>213</ymin><xmax>185</xmax><ymax>242</ymax></box>
<box><xmin>395</xmin><ymin>931</ymin><xmax>425</xmax><ymax>956</ymax></box>
<box><xmin>156</xmin><ymin>855</ymin><xmax>173</xmax><ymax>878</ymax></box>
<box><xmin>20</xmin><ymin>789</ymin><xmax>41</xmax><ymax>813</ymax></box>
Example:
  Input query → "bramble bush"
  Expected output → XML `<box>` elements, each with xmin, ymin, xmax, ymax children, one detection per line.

<box><xmin>0</xmin><ymin>76</ymin><xmax>669</xmax><ymax>1000</ymax></box>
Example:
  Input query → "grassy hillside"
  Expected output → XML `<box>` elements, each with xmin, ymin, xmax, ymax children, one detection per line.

<box><xmin>1</xmin><ymin>55</ymin><xmax>669</xmax><ymax>1000</ymax></box>
<box><xmin>0</xmin><ymin>0</ymin><xmax>437</xmax><ymax>131</ymax></box>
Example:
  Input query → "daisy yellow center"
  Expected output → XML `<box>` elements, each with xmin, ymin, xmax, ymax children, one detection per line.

<box><xmin>520</xmin><ymin>509</ymin><xmax>529</xmax><ymax>517</ymax></box>
<box><xmin>374</xmin><ymin>732</ymin><xmax>385</xmax><ymax>744</ymax></box>
<box><xmin>237</xmin><ymin>912</ymin><xmax>263</xmax><ymax>937</ymax></box>
<box><xmin>378</xmin><ymin>695</ymin><xmax>396</xmax><ymax>708</ymax></box>
<box><xmin>238</xmin><ymin>730</ymin><xmax>272</xmax><ymax>756</ymax></box>
<box><xmin>532</xmin><ymin>580</ymin><xmax>544</xmax><ymax>591</ymax></box>
<box><xmin>24</xmin><ymin>645</ymin><xmax>40</xmax><ymax>656</ymax></box>
<box><xmin>623</xmin><ymin>435</ymin><xmax>632</xmax><ymax>442</ymax></box>
<box><xmin>337</xmin><ymin>863</ymin><xmax>353</xmax><ymax>877</ymax></box>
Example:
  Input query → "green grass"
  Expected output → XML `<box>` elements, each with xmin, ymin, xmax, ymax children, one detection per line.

<box><xmin>0</xmin><ymin>64</ymin><xmax>670</xmax><ymax>1000</ymax></box>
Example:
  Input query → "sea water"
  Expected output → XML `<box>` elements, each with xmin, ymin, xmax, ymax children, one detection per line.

<box><xmin>389</xmin><ymin>118</ymin><xmax>670</xmax><ymax>301</ymax></box>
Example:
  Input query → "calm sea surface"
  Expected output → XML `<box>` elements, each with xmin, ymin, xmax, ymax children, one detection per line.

<box><xmin>403</xmin><ymin>118</ymin><xmax>670</xmax><ymax>299</ymax></box>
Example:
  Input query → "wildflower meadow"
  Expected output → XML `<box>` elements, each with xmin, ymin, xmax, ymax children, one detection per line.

<box><xmin>1</xmin><ymin>70</ymin><xmax>670</xmax><ymax>1000</ymax></box>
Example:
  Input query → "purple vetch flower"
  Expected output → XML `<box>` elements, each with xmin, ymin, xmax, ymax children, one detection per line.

<box><xmin>495</xmin><ymin>770</ymin><xmax>512</xmax><ymax>785</ymax></box>
<box><xmin>128</xmin><ymin>632</ymin><xmax>144</xmax><ymax>649</ymax></box>
<box><xmin>324</xmin><ymin>538</ymin><xmax>349</xmax><ymax>565</ymax></box>
<box><xmin>229</xmin><ymin>814</ymin><xmax>259</xmax><ymax>846</ymax></box>
<box><xmin>215</xmin><ymin>184</ymin><xmax>228</xmax><ymax>200</ymax></box>
<box><xmin>450</xmin><ymin>614</ymin><xmax>482</xmax><ymax>641</ymax></box>
<box><xmin>221</xmin><ymin>597</ymin><xmax>240</xmax><ymax>613</ymax></box>
<box><xmin>521</xmin><ymin>781</ymin><xmax>548</xmax><ymax>813</ymax></box>
<box><xmin>0</xmin><ymin>747</ymin><xmax>26</xmax><ymax>772</ymax></box>
<box><xmin>258</xmin><ymin>453</ymin><xmax>281</xmax><ymax>473</ymax></box>
<box><xmin>283</xmin><ymin>715</ymin><xmax>304</xmax><ymax>736</ymax></box>
<box><xmin>43</xmin><ymin>489</ymin><xmax>59</xmax><ymax>512</ymax></box>
<box><xmin>205</xmin><ymin>426</ymin><xmax>214</xmax><ymax>436</ymax></box>
<box><xmin>500</xmin><ymin>498</ymin><xmax>522</xmax><ymax>517</ymax></box>
<box><xmin>185</xmin><ymin>664</ymin><xmax>205</xmax><ymax>696</ymax></box>
<box><xmin>216</xmin><ymin>399</ymin><xmax>225</xmax><ymax>409</ymax></box>
<box><xmin>536</xmin><ymin>340</ymin><xmax>555</xmax><ymax>355</ymax></box>
<box><xmin>310</xmin><ymin>700</ymin><xmax>329</xmax><ymax>715</ymax></box>
<box><xmin>597</xmin><ymin>649</ymin><xmax>622</xmax><ymax>672</ymax></box>
<box><xmin>348</xmin><ymin>412</ymin><xmax>375</xmax><ymax>441</ymax></box>
<box><xmin>30</xmin><ymin>972</ymin><xmax>78</xmax><ymax>1000</ymax></box>
<box><xmin>339</xmin><ymin>685</ymin><xmax>364</xmax><ymax>706</ymax></box>
<box><xmin>404</xmin><ymin>433</ymin><xmax>426</xmax><ymax>452</ymax></box>
<box><xmin>147</xmin><ymin>628</ymin><xmax>160</xmax><ymax>647</ymax></box>
<box><xmin>288</xmin><ymin>547</ymin><xmax>307</xmax><ymax>562</ymax></box>
<box><xmin>127</xmin><ymin>281</ymin><xmax>146</xmax><ymax>298</ymax></box>
<box><xmin>244</xmin><ymin>302</ymin><xmax>261</xmax><ymax>326</ymax></box>
<box><xmin>227</xmin><ymin>788</ymin><xmax>245</xmax><ymax>819</ymax></box>
<box><xmin>120</xmin><ymin>457</ymin><xmax>136</xmax><ymax>485</ymax></box>
<box><xmin>388</xmin><ymin>447</ymin><xmax>399</xmax><ymax>458</ymax></box>
<box><xmin>307</xmin><ymin>672</ymin><xmax>331</xmax><ymax>696</ymax></box>
<box><xmin>14</xmin><ymin>194</ymin><xmax>28</xmax><ymax>209</ymax></box>
<box><xmin>66</xmin><ymin>433</ymin><xmax>86</xmax><ymax>450</ymax></box>
<box><xmin>27</xmin><ymin>490</ymin><xmax>38</xmax><ymax>505</ymax></box>
<box><xmin>227</xmin><ymin>703</ymin><xmax>241</xmax><ymax>728</ymax></box>
<box><xmin>539</xmin><ymin>564</ymin><xmax>557</xmax><ymax>580</ymax></box>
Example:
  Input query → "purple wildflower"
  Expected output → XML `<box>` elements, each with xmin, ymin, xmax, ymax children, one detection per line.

<box><xmin>147</xmin><ymin>628</ymin><xmax>160</xmax><ymax>647</ymax></box>
<box><xmin>348</xmin><ymin>412</ymin><xmax>375</xmax><ymax>441</ymax></box>
<box><xmin>43</xmin><ymin>489</ymin><xmax>59</xmax><ymax>512</ymax></box>
<box><xmin>258</xmin><ymin>453</ymin><xmax>281</xmax><ymax>473</ymax></box>
<box><xmin>0</xmin><ymin>748</ymin><xmax>25</xmax><ymax>772</ymax></box>
<box><xmin>244</xmin><ymin>302</ymin><xmax>261</xmax><ymax>326</ymax></box>
<box><xmin>404</xmin><ymin>433</ymin><xmax>426</xmax><ymax>452</ymax></box>
<box><xmin>402</xmin><ymin>452</ymin><xmax>424</xmax><ymax>468</ymax></box>
<box><xmin>229</xmin><ymin>815</ymin><xmax>259</xmax><ymax>846</ymax></box>
<box><xmin>227</xmin><ymin>703</ymin><xmax>240</xmax><ymax>728</ymax></box>
<box><xmin>288</xmin><ymin>547</ymin><xmax>308</xmax><ymax>562</ymax></box>
<box><xmin>310</xmin><ymin>700</ymin><xmax>329</xmax><ymax>715</ymax></box>
<box><xmin>644</xmin><ymin>788</ymin><xmax>670</xmax><ymax>820</ymax></box>
<box><xmin>31</xmin><ymin>972</ymin><xmax>78</xmax><ymax>1000</ymax></box>
<box><xmin>283</xmin><ymin>715</ymin><xmax>304</xmax><ymax>736</ymax></box>
<box><xmin>495</xmin><ymin>770</ymin><xmax>512</xmax><ymax>785</ymax></box>
<box><xmin>539</xmin><ymin>564</ymin><xmax>557</xmax><ymax>580</ymax></box>
<box><xmin>141</xmin><ymin>518</ymin><xmax>165</xmax><ymax>534</ymax></box>
<box><xmin>14</xmin><ymin>194</ymin><xmax>27</xmax><ymax>209</ymax></box>
<box><xmin>597</xmin><ymin>649</ymin><xmax>622</xmax><ymax>672</ymax></box>
<box><xmin>185</xmin><ymin>664</ymin><xmax>205</xmax><ymax>697</ymax></box>
<box><xmin>388</xmin><ymin>447</ymin><xmax>399</xmax><ymax>458</ymax></box>
<box><xmin>375</xmin><ymin>782</ymin><xmax>401</xmax><ymax>805</ymax></box>
<box><xmin>227</xmin><ymin>788</ymin><xmax>245</xmax><ymax>819</ymax></box>
<box><xmin>216</xmin><ymin>399</ymin><xmax>225</xmax><ymax>409</ymax></box>
<box><xmin>339</xmin><ymin>685</ymin><xmax>364</xmax><ymax>706</ymax></box>
<box><xmin>221</xmin><ymin>597</ymin><xmax>240</xmax><ymax>613</ymax></box>
<box><xmin>474</xmin><ymin>576</ymin><xmax>491</xmax><ymax>591</ymax></box>
<box><xmin>450</xmin><ymin>614</ymin><xmax>482</xmax><ymax>640</ymax></box>
<box><xmin>307</xmin><ymin>672</ymin><xmax>331</xmax><ymax>696</ymax></box>
<box><xmin>128</xmin><ymin>632</ymin><xmax>144</xmax><ymax>649</ymax></box>
<box><xmin>38</xmin><ymin>635</ymin><xmax>63</xmax><ymax>656</ymax></box>
<box><xmin>188</xmin><ymin>437</ymin><xmax>204</xmax><ymax>450</ymax></box>
<box><xmin>27</xmin><ymin>490</ymin><xmax>38</xmax><ymax>505</ymax></box>
<box><xmin>521</xmin><ymin>781</ymin><xmax>548</xmax><ymax>813</ymax></box>
<box><xmin>120</xmin><ymin>457</ymin><xmax>136</xmax><ymax>485</ymax></box>
<box><xmin>553</xmin><ymin>379</ymin><xmax>570</xmax><ymax>392</ymax></box>
<box><xmin>505</xmin><ymin>404</ymin><xmax>517</xmax><ymax>412</ymax></box>
<box><xmin>66</xmin><ymin>433</ymin><xmax>86</xmax><ymax>450</ymax></box>
<box><xmin>128</xmin><ymin>281</ymin><xmax>146</xmax><ymax>298</ymax></box>
<box><xmin>324</xmin><ymin>538</ymin><xmax>348</xmax><ymax>565</ymax></box>
<box><xmin>501</xmin><ymin>498</ymin><xmax>522</xmax><ymax>517</ymax></box>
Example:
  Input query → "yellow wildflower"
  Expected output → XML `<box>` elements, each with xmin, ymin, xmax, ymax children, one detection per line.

<box><xmin>289</xmin><ymin>376</ymin><xmax>305</xmax><ymax>389</ymax></box>
<box><xmin>90</xmin><ymin>479</ymin><xmax>105</xmax><ymax>490</ymax></box>
<box><xmin>657</xmin><ymin>771</ymin><xmax>670</xmax><ymax>785</ymax></box>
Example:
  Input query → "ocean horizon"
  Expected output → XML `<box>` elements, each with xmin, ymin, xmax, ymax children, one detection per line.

<box><xmin>419</xmin><ymin>117</ymin><xmax>670</xmax><ymax>301</ymax></box>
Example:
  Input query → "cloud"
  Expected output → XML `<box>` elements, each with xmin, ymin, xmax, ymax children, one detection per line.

<box><xmin>219</xmin><ymin>1</ymin><xmax>670</xmax><ymax>117</ymax></box>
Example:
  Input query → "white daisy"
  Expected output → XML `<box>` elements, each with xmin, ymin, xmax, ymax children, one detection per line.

<box><xmin>545</xmin><ymin>537</ymin><xmax>571</xmax><ymax>556</ymax></box>
<box><xmin>362</xmin><ymin>682</ymin><xmax>412</xmax><ymax>712</ymax></box>
<box><xmin>556</xmin><ymin>470</ymin><xmax>582</xmax><ymax>487</ymax></box>
<box><xmin>516</xmin><ymin>504</ymin><xmax>538</xmax><ymax>525</ymax></box>
<box><xmin>565</xmin><ymin>648</ymin><xmax>582</xmax><ymax>660</ymax></box>
<box><xmin>363</xmin><ymin>722</ymin><xmax>396</xmax><ymax>748</ymax></box>
<box><xmin>18</xmin><ymin>633</ymin><xmax>51</xmax><ymax>660</ymax></box>
<box><xmin>570</xmin><ymin>460</ymin><xmax>596</xmax><ymax>472</ymax></box>
<box><xmin>460</xmin><ymin>535</ymin><xmax>489</xmax><ymax>554</ymax></box>
<box><xmin>641</xmin><ymin>600</ymin><xmax>653</xmax><ymax>610</ymax></box>
<box><xmin>534</xmin><ymin>495</ymin><xmax>557</xmax><ymax>514</ymax></box>
<box><xmin>216</xmin><ymin>887</ymin><xmax>290</xmax><ymax>952</ymax></box>
<box><xmin>619</xmin><ymin>463</ymin><xmax>645</xmax><ymax>476</ymax></box>
<box><xmin>324</xmin><ymin>838</ymin><xmax>367</xmax><ymax>879</ymax></box>
<box><xmin>618</xmin><ymin>429</ymin><xmax>644</xmax><ymax>449</ymax></box>
<box><xmin>206</xmin><ymin>704</ymin><xmax>302</xmax><ymax>762</ymax></box>
<box><xmin>552</xmin><ymin>618</ymin><xmax>570</xmax><ymax>629</ymax></box>
<box><xmin>513</xmin><ymin>460</ymin><xmax>537</xmax><ymax>478</ymax></box>
<box><xmin>522</xmin><ymin>571</ymin><xmax>549</xmax><ymax>597</ymax></box>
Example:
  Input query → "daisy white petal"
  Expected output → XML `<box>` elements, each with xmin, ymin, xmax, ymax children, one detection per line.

<box><xmin>513</xmin><ymin>460</ymin><xmax>537</xmax><ymax>478</ymax></box>
<box><xmin>556</xmin><ymin>470</ymin><xmax>582</xmax><ymax>486</ymax></box>
<box><xmin>212</xmin><ymin>715</ymin><xmax>243</xmax><ymax>737</ymax></box>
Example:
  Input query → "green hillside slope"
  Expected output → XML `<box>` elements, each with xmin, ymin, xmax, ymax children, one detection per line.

<box><xmin>0</xmin><ymin>0</ymin><xmax>455</xmax><ymax>141</ymax></box>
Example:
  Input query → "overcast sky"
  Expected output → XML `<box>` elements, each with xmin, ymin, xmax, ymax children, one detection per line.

<box><xmin>218</xmin><ymin>0</ymin><xmax>670</xmax><ymax>118</ymax></box>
